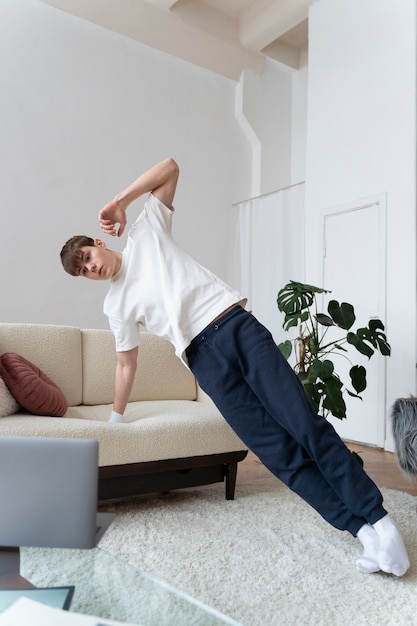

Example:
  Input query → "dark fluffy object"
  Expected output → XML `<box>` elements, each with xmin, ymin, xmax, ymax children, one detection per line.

<box><xmin>391</xmin><ymin>397</ymin><xmax>417</xmax><ymax>477</ymax></box>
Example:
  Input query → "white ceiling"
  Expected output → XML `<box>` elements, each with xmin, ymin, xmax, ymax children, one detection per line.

<box><xmin>39</xmin><ymin>0</ymin><xmax>310</xmax><ymax>79</ymax></box>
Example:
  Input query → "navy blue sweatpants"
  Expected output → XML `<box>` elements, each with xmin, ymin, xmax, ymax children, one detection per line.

<box><xmin>186</xmin><ymin>306</ymin><xmax>387</xmax><ymax>536</ymax></box>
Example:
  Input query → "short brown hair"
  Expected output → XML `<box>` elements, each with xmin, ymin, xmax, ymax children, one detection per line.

<box><xmin>60</xmin><ymin>235</ymin><xmax>95</xmax><ymax>276</ymax></box>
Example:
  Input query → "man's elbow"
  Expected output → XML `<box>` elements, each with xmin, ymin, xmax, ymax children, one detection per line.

<box><xmin>117</xmin><ymin>347</ymin><xmax>138</xmax><ymax>370</ymax></box>
<box><xmin>166</xmin><ymin>157</ymin><xmax>179</xmax><ymax>178</ymax></box>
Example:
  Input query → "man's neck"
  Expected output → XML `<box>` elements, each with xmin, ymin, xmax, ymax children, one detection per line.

<box><xmin>112</xmin><ymin>251</ymin><xmax>123</xmax><ymax>277</ymax></box>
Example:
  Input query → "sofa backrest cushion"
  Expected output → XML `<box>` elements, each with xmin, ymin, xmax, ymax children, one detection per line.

<box><xmin>81</xmin><ymin>329</ymin><xmax>197</xmax><ymax>405</ymax></box>
<box><xmin>0</xmin><ymin>323</ymin><xmax>82</xmax><ymax>407</ymax></box>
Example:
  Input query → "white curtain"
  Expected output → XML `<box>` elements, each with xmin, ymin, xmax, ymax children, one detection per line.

<box><xmin>232</xmin><ymin>183</ymin><xmax>305</xmax><ymax>344</ymax></box>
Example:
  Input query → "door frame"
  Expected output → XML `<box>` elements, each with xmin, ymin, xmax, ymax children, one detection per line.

<box><xmin>320</xmin><ymin>193</ymin><xmax>387</xmax><ymax>447</ymax></box>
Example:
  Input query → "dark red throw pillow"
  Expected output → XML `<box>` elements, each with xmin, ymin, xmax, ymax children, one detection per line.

<box><xmin>0</xmin><ymin>352</ymin><xmax>67</xmax><ymax>417</ymax></box>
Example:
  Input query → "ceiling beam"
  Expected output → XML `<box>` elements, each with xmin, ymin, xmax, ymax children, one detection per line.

<box><xmin>39</xmin><ymin>0</ymin><xmax>265</xmax><ymax>80</ymax></box>
<box><xmin>143</xmin><ymin>0</ymin><xmax>179</xmax><ymax>9</ymax></box>
<box><xmin>240</xmin><ymin>0</ymin><xmax>310</xmax><ymax>53</ymax></box>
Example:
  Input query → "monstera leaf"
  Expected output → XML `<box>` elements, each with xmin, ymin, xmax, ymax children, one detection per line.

<box><xmin>277</xmin><ymin>281</ymin><xmax>329</xmax><ymax>331</ymax></box>
<box><xmin>347</xmin><ymin>320</ymin><xmax>391</xmax><ymax>358</ymax></box>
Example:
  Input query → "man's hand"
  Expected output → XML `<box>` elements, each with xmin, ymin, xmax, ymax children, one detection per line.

<box><xmin>99</xmin><ymin>198</ymin><xmax>128</xmax><ymax>238</ymax></box>
<box><xmin>99</xmin><ymin>159</ymin><xmax>179</xmax><ymax>237</ymax></box>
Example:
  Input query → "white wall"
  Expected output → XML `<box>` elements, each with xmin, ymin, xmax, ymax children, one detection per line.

<box><xmin>305</xmin><ymin>0</ymin><xmax>416</xmax><ymax>449</ymax></box>
<box><xmin>235</xmin><ymin>59</ymin><xmax>307</xmax><ymax>199</ymax></box>
<box><xmin>291</xmin><ymin>64</ymin><xmax>308</xmax><ymax>186</ymax></box>
<box><xmin>231</xmin><ymin>59</ymin><xmax>307</xmax><ymax>355</ymax></box>
<box><xmin>0</xmin><ymin>0</ymin><xmax>252</xmax><ymax>329</ymax></box>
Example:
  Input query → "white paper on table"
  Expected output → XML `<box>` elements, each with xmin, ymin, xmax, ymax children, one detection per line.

<box><xmin>0</xmin><ymin>597</ymin><xmax>146</xmax><ymax>626</ymax></box>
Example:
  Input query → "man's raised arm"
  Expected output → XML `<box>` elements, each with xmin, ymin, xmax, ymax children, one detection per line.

<box><xmin>99</xmin><ymin>158</ymin><xmax>179</xmax><ymax>237</ymax></box>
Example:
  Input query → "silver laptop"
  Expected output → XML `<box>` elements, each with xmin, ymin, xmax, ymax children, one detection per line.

<box><xmin>0</xmin><ymin>436</ymin><xmax>114</xmax><ymax>549</ymax></box>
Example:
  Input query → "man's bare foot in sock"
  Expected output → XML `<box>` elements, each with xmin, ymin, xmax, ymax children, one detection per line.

<box><xmin>356</xmin><ymin>517</ymin><xmax>409</xmax><ymax>576</ymax></box>
<box><xmin>373</xmin><ymin>515</ymin><xmax>410</xmax><ymax>576</ymax></box>
<box><xmin>356</xmin><ymin>524</ymin><xmax>380</xmax><ymax>573</ymax></box>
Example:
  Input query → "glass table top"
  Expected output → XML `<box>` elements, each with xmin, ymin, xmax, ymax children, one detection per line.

<box><xmin>20</xmin><ymin>546</ymin><xmax>242</xmax><ymax>626</ymax></box>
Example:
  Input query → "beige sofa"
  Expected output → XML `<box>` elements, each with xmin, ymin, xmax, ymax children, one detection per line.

<box><xmin>0</xmin><ymin>323</ymin><xmax>247</xmax><ymax>501</ymax></box>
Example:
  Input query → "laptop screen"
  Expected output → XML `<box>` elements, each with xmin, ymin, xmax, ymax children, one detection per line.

<box><xmin>0</xmin><ymin>437</ymin><xmax>103</xmax><ymax>549</ymax></box>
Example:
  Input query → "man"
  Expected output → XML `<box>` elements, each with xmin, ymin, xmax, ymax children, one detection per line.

<box><xmin>61</xmin><ymin>157</ymin><xmax>410</xmax><ymax>577</ymax></box>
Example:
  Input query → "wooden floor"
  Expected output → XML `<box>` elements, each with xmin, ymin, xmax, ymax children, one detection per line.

<box><xmin>238</xmin><ymin>442</ymin><xmax>417</xmax><ymax>496</ymax></box>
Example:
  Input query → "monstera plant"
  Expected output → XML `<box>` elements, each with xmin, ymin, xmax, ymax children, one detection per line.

<box><xmin>277</xmin><ymin>280</ymin><xmax>391</xmax><ymax>421</ymax></box>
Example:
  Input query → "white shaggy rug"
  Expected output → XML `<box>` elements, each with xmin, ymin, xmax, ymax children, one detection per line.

<box><xmin>19</xmin><ymin>473</ymin><xmax>417</xmax><ymax>626</ymax></box>
<box><xmin>94</xmin><ymin>473</ymin><xmax>417</xmax><ymax>626</ymax></box>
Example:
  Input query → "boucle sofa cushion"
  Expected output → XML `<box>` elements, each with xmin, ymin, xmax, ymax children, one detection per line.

<box><xmin>0</xmin><ymin>375</ymin><xmax>20</xmax><ymax>417</ymax></box>
<box><xmin>0</xmin><ymin>323</ymin><xmax>82</xmax><ymax>407</ymax></box>
<box><xmin>0</xmin><ymin>353</ymin><xmax>68</xmax><ymax>417</ymax></box>
<box><xmin>81</xmin><ymin>329</ymin><xmax>197</xmax><ymax>405</ymax></box>
<box><xmin>0</xmin><ymin>402</ymin><xmax>246</xmax><ymax>466</ymax></box>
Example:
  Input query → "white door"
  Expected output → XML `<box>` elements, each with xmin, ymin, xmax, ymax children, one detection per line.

<box><xmin>322</xmin><ymin>197</ymin><xmax>387</xmax><ymax>446</ymax></box>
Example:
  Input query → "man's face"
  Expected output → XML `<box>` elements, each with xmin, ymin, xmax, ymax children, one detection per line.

<box><xmin>78</xmin><ymin>240</ymin><xmax>118</xmax><ymax>280</ymax></box>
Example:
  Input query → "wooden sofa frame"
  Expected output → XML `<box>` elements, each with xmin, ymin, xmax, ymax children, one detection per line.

<box><xmin>98</xmin><ymin>450</ymin><xmax>248</xmax><ymax>502</ymax></box>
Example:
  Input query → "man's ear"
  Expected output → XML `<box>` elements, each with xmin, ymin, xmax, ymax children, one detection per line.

<box><xmin>94</xmin><ymin>238</ymin><xmax>107</xmax><ymax>248</ymax></box>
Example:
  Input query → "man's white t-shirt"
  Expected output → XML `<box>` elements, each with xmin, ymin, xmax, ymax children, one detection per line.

<box><xmin>103</xmin><ymin>193</ymin><xmax>246</xmax><ymax>365</ymax></box>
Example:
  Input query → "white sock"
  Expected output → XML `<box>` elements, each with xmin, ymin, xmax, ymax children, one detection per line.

<box><xmin>356</xmin><ymin>524</ymin><xmax>380</xmax><ymax>574</ymax></box>
<box><xmin>372</xmin><ymin>515</ymin><xmax>410</xmax><ymax>577</ymax></box>
<box><xmin>109</xmin><ymin>410</ymin><xmax>124</xmax><ymax>423</ymax></box>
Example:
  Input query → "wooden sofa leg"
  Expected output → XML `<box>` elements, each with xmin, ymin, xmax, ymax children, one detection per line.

<box><xmin>224</xmin><ymin>462</ymin><xmax>238</xmax><ymax>500</ymax></box>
